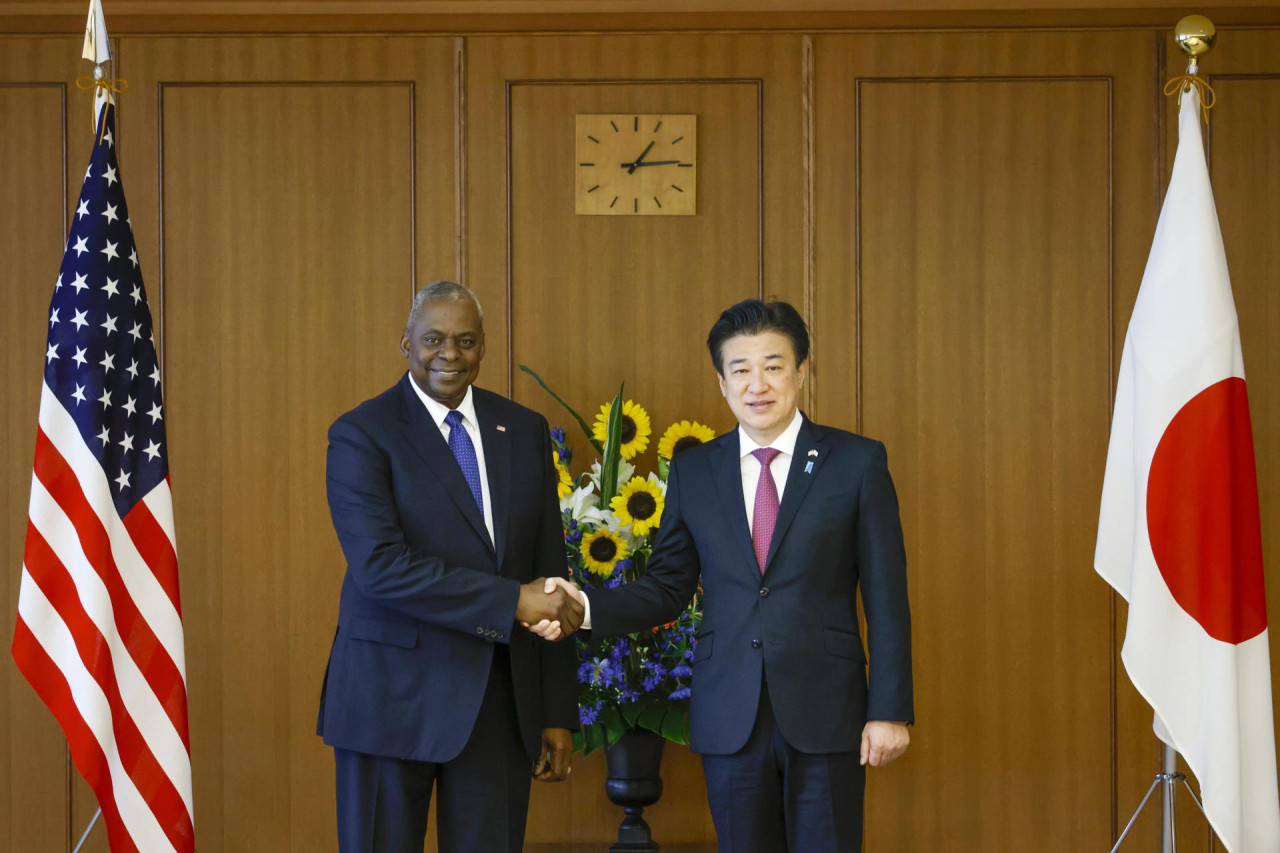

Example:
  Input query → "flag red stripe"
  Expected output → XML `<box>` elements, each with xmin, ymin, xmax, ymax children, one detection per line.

<box><xmin>123</xmin><ymin>499</ymin><xmax>182</xmax><ymax>617</ymax></box>
<box><xmin>32</xmin><ymin>429</ymin><xmax>191</xmax><ymax>748</ymax></box>
<box><xmin>23</xmin><ymin>524</ymin><xmax>195</xmax><ymax>851</ymax></box>
<box><xmin>11</xmin><ymin>618</ymin><xmax>139</xmax><ymax>853</ymax></box>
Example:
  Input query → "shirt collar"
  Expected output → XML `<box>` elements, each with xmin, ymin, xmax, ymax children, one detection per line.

<box><xmin>738</xmin><ymin>408</ymin><xmax>804</xmax><ymax>460</ymax></box>
<box><xmin>407</xmin><ymin>372</ymin><xmax>478</xmax><ymax>430</ymax></box>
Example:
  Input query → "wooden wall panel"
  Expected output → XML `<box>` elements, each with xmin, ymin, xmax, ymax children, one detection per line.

<box><xmin>0</xmin><ymin>35</ymin><xmax>109</xmax><ymax>853</ymax></box>
<box><xmin>65</xmin><ymin>36</ymin><xmax>459</xmax><ymax>852</ymax></box>
<box><xmin>2</xmin><ymin>17</ymin><xmax>1279</xmax><ymax>853</ymax></box>
<box><xmin>465</xmin><ymin>33</ymin><xmax>804</xmax><ymax>845</ymax></box>
<box><xmin>815</xmin><ymin>31</ymin><xmax>1158</xmax><ymax>851</ymax></box>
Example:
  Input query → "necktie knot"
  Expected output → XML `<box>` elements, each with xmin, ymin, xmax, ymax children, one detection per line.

<box><xmin>752</xmin><ymin>447</ymin><xmax>781</xmax><ymax>467</ymax></box>
<box><xmin>445</xmin><ymin>409</ymin><xmax>464</xmax><ymax>429</ymax></box>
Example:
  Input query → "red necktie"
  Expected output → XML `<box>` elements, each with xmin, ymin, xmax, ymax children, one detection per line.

<box><xmin>751</xmin><ymin>448</ymin><xmax>781</xmax><ymax>575</ymax></box>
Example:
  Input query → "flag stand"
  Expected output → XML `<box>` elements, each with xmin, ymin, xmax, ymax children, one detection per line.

<box><xmin>1109</xmin><ymin>745</ymin><xmax>1209</xmax><ymax>852</ymax></box>
<box><xmin>72</xmin><ymin>808</ymin><xmax>102</xmax><ymax>853</ymax></box>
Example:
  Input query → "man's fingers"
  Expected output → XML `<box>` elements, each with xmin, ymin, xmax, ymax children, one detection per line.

<box><xmin>544</xmin><ymin>577</ymin><xmax>559</xmax><ymax>593</ymax></box>
<box><xmin>860</xmin><ymin>731</ymin><xmax>870</xmax><ymax>766</ymax></box>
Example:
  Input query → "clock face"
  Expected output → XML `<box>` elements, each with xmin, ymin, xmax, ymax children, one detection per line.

<box><xmin>575</xmin><ymin>114</ymin><xmax>697</xmax><ymax>216</ymax></box>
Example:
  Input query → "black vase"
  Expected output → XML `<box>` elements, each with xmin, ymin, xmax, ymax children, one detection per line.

<box><xmin>603</xmin><ymin>728</ymin><xmax>667</xmax><ymax>853</ymax></box>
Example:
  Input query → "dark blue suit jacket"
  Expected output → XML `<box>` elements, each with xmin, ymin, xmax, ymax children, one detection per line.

<box><xmin>317</xmin><ymin>376</ymin><xmax>577</xmax><ymax>763</ymax></box>
<box><xmin>590</xmin><ymin>415</ymin><xmax>913</xmax><ymax>755</ymax></box>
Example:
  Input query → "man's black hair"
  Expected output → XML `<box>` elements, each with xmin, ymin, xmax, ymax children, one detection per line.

<box><xmin>706</xmin><ymin>299</ymin><xmax>810</xmax><ymax>375</ymax></box>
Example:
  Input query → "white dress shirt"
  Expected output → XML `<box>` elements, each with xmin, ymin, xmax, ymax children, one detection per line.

<box><xmin>581</xmin><ymin>408</ymin><xmax>805</xmax><ymax>629</ymax></box>
<box><xmin>738</xmin><ymin>409</ymin><xmax>804</xmax><ymax>535</ymax></box>
<box><xmin>407</xmin><ymin>374</ymin><xmax>495</xmax><ymax>544</ymax></box>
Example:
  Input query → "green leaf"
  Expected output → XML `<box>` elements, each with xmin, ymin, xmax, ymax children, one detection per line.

<box><xmin>660</xmin><ymin>708</ymin><xmax>690</xmax><ymax>746</ymax></box>
<box><xmin>572</xmin><ymin>730</ymin><xmax>587</xmax><ymax>753</ymax></box>
<box><xmin>658</xmin><ymin>455</ymin><xmax>670</xmax><ymax>481</ymax></box>
<box><xmin>518</xmin><ymin>365</ymin><xmax>603</xmax><ymax>454</ymax></box>
<box><xmin>583</xmin><ymin>722</ymin><xmax>605</xmax><ymax>756</ymax></box>
<box><xmin>636</xmin><ymin>702</ymin><xmax>667</xmax><ymax>734</ymax></box>
<box><xmin>598</xmin><ymin>383</ymin><xmax>625</xmax><ymax>507</ymax></box>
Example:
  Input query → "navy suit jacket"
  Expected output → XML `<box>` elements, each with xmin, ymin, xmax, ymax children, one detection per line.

<box><xmin>317</xmin><ymin>376</ymin><xmax>577</xmax><ymax>763</ymax></box>
<box><xmin>589</xmin><ymin>415</ymin><xmax>913</xmax><ymax>755</ymax></box>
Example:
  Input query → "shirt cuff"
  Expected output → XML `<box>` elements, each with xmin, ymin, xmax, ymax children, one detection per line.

<box><xmin>581</xmin><ymin>590</ymin><xmax>593</xmax><ymax>630</ymax></box>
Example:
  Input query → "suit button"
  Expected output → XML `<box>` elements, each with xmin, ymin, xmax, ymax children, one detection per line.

<box><xmin>476</xmin><ymin>627</ymin><xmax>484</xmax><ymax>635</ymax></box>
<box><xmin>759</xmin><ymin>588</ymin><xmax>770</xmax><ymax>598</ymax></box>
<box><xmin>497</xmin><ymin>631</ymin><xmax>505</xmax><ymax>639</ymax></box>
<box><xmin>751</xmin><ymin>639</ymin><xmax>762</xmax><ymax>649</ymax></box>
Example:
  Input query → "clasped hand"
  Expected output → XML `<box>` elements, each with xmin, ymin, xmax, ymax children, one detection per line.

<box><xmin>516</xmin><ymin>577</ymin><xmax>585</xmax><ymax>640</ymax></box>
<box><xmin>518</xmin><ymin>577</ymin><xmax>585</xmax><ymax>641</ymax></box>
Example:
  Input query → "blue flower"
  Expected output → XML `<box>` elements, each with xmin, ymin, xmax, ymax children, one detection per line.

<box><xmin>579</xmin><ymin>657</ymin><xmax>620</xmax><ymax>686</ymax></box>
<box><xmin>668</xmin><ymin>687</ymin><xmax>692</xmax><ymax>701</ymax></box>
<box><xmin>551</xmin><ymin>426</ymin><xmax>566</xmax><ymax>443</ymax></box>
<box><xmin>604</xmin><ymin>574</ymin><xmax>625</xmax><ymax>589</ymax></box>
<box><xmin>642</xmin><ymin>675</ymin><xmax>664</xmax><ymax>692</ymax></box>
<box><xmin>671</xmin><ymin>664</ymin><xmax>693</xmax><ymax>678</ymax></box>
<box><xmin>684</xmin><ymin>648</ymin><xmax>695</xmax><ymax>662</ymax></box>
<box><xmin>579</xmin><ymin>703</ymin><xmax>600</xmax><ymax>726</ymax></box>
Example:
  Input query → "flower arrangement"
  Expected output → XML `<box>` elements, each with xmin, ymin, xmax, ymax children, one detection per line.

<box><xmin>522</xmin><ymin>366</ymin><xmax>717</xmax><ymax>754</ymax></box>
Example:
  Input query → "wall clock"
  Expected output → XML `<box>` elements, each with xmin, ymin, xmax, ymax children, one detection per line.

<box><xmin>575</xmin><ymin>114</ymin><xmax>697</xmax><ymax>216</ymax></box>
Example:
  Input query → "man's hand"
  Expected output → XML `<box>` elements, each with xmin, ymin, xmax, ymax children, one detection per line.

<box><xmin>860</xmin><ymin>721</ymin><xmax>910</xmax><ymax>767</ymax></box>
<box><xmin>533</xmin><ymin>727</ymin><xmax>574</xmax><ymax>782</ymax></box>
<box><xmin>516</xmin><ymin>577</ymin><xmax>583</xmax><ymax>637</ymax></box>
<box><xmin>525</xmin><ymin>578</ymin><xmax>586</xmax><ymax>641</ymax></box>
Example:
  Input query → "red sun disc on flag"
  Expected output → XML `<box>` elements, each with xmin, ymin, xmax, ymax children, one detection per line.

<box><xmin>1146</xmin><ymin>377</ymin><xmax>1268</xmax><ymax>644</ymax></box>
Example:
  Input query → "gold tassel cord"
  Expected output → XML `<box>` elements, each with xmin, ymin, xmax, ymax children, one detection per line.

<box><xmin>1163</xmin><ymin>74</ymin><xmax>1217</xmax><ymax>124</ymax></box>
<box><xmin>75</xmin><ymin>75</ymin><xmax>129</xmax><ymax>142</ymax></box>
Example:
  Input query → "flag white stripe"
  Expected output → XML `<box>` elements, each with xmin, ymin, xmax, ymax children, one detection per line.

<box><xmin>38</xmin><ymin>382</ymin><xmax>187</xmax><ymax>676</ymax></box>
<box><xmin>143</xmin><ymin>480</ymin><xmax>179</xmax><ymax>552</ymax></box>
<box><xmin>17</xmin><ymin>569</ymin><xmax>177</xmax><ymax>853</ymax></box>
<box><xmin>29</xmin><ymin>475</ymin><xmax>194</xmax><ymax>815</ymax></box>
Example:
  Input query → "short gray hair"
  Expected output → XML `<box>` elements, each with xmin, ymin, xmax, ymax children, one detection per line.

<box><xmin>407</xmin><ymin>280</ymin><xmax>484</xmax><ymax>331</ymax></box>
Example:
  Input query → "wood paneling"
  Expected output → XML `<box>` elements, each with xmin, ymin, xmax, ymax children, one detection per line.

<box><xmin>1</xmin><ymin>16</ymin><xmax>1279</xmax><ymax>853</ymax></box>
<box><xmin>0</xmin><ymin>35</ymin><xmax>107</xmax><ymax>853</ymax></box>
<box><xmin>814</xmin><ymin>30</ymin><xmax>1158</xmax><ymax>851</ymax></box>
<box><xmin>465</xmin><ymin>32</ymin><xmax>804</xmax><ymax>845</ymax></box>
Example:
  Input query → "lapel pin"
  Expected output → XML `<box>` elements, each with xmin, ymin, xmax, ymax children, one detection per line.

<box><xmin>496</xmin><ymin>425</ymin><xmax>507</xmax><ymax>432</ymax></box>
<box><xmin>804</xmin><ymin>461</ymin><xmax>814</xmax><ymax>474</ymax></box>
<box><xmin>808</xmin><ymin>449</ymin><xmax>819</xmax><ymax>457</ymax></box>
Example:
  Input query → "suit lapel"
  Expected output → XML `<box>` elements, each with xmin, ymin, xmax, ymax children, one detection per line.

<box><xmin>475</xmin><ymin>392</ymin><xmax>511</xmax><ymax>570</ymax></box>
<box><xmin>395</xmin><ymin>377</ymin><xmax>494</xmax><ymax>553</ymax></box>
<box><xmin>763</xmin><ymin>417</ymin><xmax>828</xmax><ymax>572</ymax></box>
<box><xmin>710</xmin><ymin>432</ymin><xmax>762</xmax><ymax>577</ymax></box>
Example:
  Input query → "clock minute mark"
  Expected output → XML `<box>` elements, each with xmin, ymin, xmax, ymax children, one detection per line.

<box><xmin>678</xmin><ymin>163</ymin><xmax>693</xmax><ymax>168</ymax></box>
<box><xmin>671</xmin><ymin>136</ymin><xmax>684</xmax><ymax>144</ymax></box>
<box><xmin>610</xmin><ymin>121</ymin><xmax>619</xmax><ymax>132</ymax></box>
<box><xmin>610</xmin><ymin>196</ymin><xmax>619</xmax><ymax>208</ymax></box>
<box><xmin>587</xmin><ymin>135</ymin><xmax>600</xmax><ymax>144</ymax></box>
<box><xmin>587</xmin><ymin>185</ymin><xmax>600</xmax><ymax>193</ymax></box>
<box><xmin>634</xmin><ymin>116</ymin><xmax>639</xmax><ymax>131</ymax></box>
<box><xmin>653</xmin><ymin>196</ymin><xmax>662</xmax><ymax>209</ymax></box>
<box><xmin>579</xmin><ymin>162</ymin><xmax>596</xmax><ymax>166</ymax></box>
<box><xmin>654</xmin><ymin>120</ymin><xmax>663</xmax><ymax>132</ymax></box>
<box><xmin>672</xmin><ymin>185</ymin><xmax>684</xmax><ymax>192</ymax></box>
<box><xmin>634</xmin><ymin>198</ymin><xmax>638</xmax><ymax>213</ymax></box>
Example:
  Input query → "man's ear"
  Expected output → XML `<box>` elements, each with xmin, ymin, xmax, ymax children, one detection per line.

<box><xmin>399</xmin><ymin>333</ymin><xmax>410</xmax><ymax>358</ymax></box>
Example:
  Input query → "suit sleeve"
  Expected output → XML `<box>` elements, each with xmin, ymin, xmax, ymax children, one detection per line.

<box><xmin>534</xmin><ymin>420</ymin><xmax>580</xmax><ymax>730</ymax></box>
<box><xmin>587</xmin><ymin>455</ymin><xmax>702</xmax><ymax>637</ymax></box>
<box><xmin>857</xmin><ymin>441</ymin><xmax>915</xmax><ymax>724</ymax></box>
<box><xmin>325</xmin><ymin>415</ymin><xmax>521</xmax><ymax>637</ymax></box>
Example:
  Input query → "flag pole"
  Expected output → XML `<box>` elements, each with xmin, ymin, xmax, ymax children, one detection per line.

<box><xmin>1109</xmin><ymin>15</ymin><xmax>1219</xmax><ymax>853</ymax></box>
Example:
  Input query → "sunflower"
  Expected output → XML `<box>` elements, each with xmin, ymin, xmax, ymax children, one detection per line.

<box><xmin>552</xmin><ymin>452</ymin><xmax>574</xmax><ymax>499</ymax></box>
<box><xmin>592</xmin><ymin>399</ymin><xmax>652</xmax><ymax>460</ymax></box>
<box><xmin>610</xmin><ymin>476</ymin><xmax>666</xmax><ymax>537</ymax></box>
<box><xmin>658</xmin><ymin>420</ymin><xmax>716</xmax><ymax>459</ymax></box>
<box><xmin>580</xmin><ymin>528</ymin><xmax>630</xmax><ymax>577</ymax></box>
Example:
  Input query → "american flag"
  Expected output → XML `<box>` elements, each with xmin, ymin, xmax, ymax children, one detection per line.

<box><xmin>11</xmin><ymin>102</ymin><xmax>194</xmax><ymax>852</ymax></box>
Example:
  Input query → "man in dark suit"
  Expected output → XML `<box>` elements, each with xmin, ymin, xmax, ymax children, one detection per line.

<box><xmin>535</xmin><ymin>299</ymin><xmax>913</xmax><ymax>853</ymax></box>
<box><xmin>318</xmin><ymin>280</ymin><xmax>584</xmax><ymax>852</ymax></box>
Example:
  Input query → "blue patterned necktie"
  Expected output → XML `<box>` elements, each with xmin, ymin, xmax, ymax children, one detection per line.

<box><xmin>444</xmin><ymin>409</ymin><xmax>485</xmax><ymax>514</ymax></box>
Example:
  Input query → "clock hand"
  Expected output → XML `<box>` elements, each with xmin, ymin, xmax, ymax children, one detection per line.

<box><xmin>628</xmin><ymin>160</ymin><xmax>684</xmax><ymax>167</ymax></box>
<box><xmin>625</xmin><ymin>141</ymin><xmax>656</xmax><ymax>174</ymax></box>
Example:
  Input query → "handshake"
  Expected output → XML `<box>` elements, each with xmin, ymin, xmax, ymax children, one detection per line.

<box><xmin>516</xmin><ymin>577</ymin><xmax>586</xmax><ymax>642</ymax></box>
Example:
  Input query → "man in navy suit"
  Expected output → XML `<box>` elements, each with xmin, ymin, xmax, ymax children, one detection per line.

<box><xmin>536</xmin><ymin>299</ymin><xmax>913</xmax><ymax>852</ymax></box>
<box><xmin>318</xmin><ymin>280</ymin><xmax>583</xmax><ymax>852</ymax></box>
